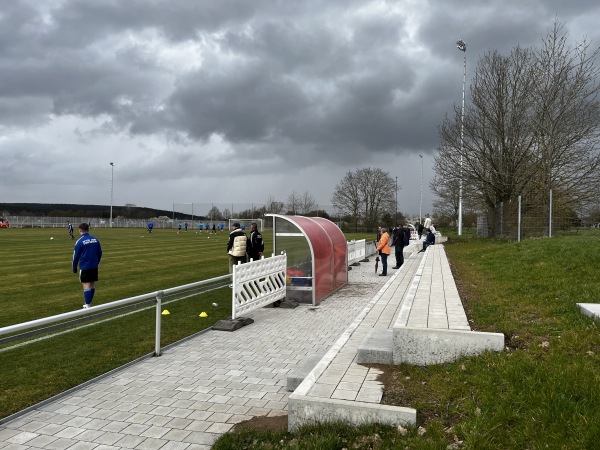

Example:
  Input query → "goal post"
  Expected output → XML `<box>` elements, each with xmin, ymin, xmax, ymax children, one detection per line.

<box><xmin>228</xmin><ymin>218</ymin><xmax>264</xmax><ymax>231</ymax></box>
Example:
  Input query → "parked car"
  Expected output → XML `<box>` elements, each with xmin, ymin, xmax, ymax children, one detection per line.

<box><xmin>0</xmin><ymin>219</ymin><xmax>9</xmax><ymax>228</ymax></box>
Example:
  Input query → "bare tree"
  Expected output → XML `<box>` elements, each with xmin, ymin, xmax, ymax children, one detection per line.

<box><xmin>435</xmin><ymin>22</ymin><xmax>600</xmax><ymax>235</ymax></box>
<box><xmin>437</xmin><ymin>45</ymin><xmax>537</xmax><ymax>227</ymax></box>
<box><xmin>530</xmin><ymin>22</ymin><xmax>600</xmax><ymax>211</ymax></box>
<box><xmin>207</xmin><ymin>205</ymin><xmax>222</xmax><ymax>220</ymax></box>
<box><xmin>331</xmin><ymin>170</ymin><xmax>362</xmax><ymax>230</ymax></box>
<box><xmin>332</xmin><ymin>167</ymin><xmax>396</xmax><ymax>230</ymax></box>
<box><xmin>265</xmin><ymin>196</ymin><xmax>285</xmax><ymax>214</ymax></box>
<box><xmin>299</xmin><ymin>192</ymin><xmax>317</xmax><ymax>215</ymax></box>
<box><xmin>286</xmin><ymin>191</ymin><xmax>302</xmax><ymax>215</ymax></box>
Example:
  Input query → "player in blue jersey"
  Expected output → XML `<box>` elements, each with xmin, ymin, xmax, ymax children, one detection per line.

<box><xmin>72</xmin><ymin>223</ymin><xmax>103</xmax><ymax>309</ymax></box>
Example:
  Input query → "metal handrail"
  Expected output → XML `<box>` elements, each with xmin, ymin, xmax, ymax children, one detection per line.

<box><xmin>0</xmin><ymin>274</ymin><xmax>231</xmax><ymax>356</ymax></box>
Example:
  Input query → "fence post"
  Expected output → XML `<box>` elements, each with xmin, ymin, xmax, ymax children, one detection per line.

<box><xmin>549</xmin><ymin>189</ymin><xmax>553</xmax><ymax>237</ymax></box>
<box><xmin>155</xmin><ymin>291</ymin><xmax>164</xmax><ymax>356</ymax></box>
<box><xmin>501</xmin><ymin>201</ymin><xmax>505</xmax><ymax>236</ymax></box>
<box><xmin>518</xmin><ymin>195</ymin><xmax>522</xmax><ymax>242</ymax></box>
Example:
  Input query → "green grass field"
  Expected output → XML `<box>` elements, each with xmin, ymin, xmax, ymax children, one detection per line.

<box><xmin>0</xmin><ymin>227</ymin><xmax>372</xmax><ymax>420</ymax></box>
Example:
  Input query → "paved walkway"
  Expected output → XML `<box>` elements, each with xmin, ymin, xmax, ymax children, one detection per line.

<box><xmin>0</xmin><ymin>250</ymin><xmax>399</xmax><ymax>450</ymax></box>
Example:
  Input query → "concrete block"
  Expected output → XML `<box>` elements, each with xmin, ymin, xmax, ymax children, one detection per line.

<box><xmin>211</xmin><ymin>317</ymin><xmax>254</xmax><ymax>332</ymax></box>
<box><xmin>393</xmin><ymin>327</ymin><xmax>504</xmax><ymax>365</ymax></box>
<box><xmin>287</xmin><ymin>354</ymin><xmax>324</xmax><ymax>392</ymax></box>
<box><xmin>577</xmin><ymin>303</ymin><xmax>600</xmax><ymax>321</ymax></box>
<box><xmin>278</xmin><ymin>299</ymin><xmax>299</xmax><ymax>309</ymax></box>
<box><xmin>356</xmin><ymin>329</ymin><xmax>393</xmax><ymax>365</ymax></box>
<box><xmin>288</xmin><ymin>393</ymin><xmax>416</xmax><ymax>432</ymax></box>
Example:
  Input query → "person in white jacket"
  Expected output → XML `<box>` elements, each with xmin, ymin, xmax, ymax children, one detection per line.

<box><xmin>423</xmin><ymin>215</ymin><xmax>432</xmax><ymax>232</ymax></box>
<box><xmin>227</xmin><ymin>222</ymin><xmax>248</xmax><ymax>273</ymax></box>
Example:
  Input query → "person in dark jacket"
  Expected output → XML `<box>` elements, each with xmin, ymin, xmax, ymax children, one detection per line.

<box><xmin>393</xmin><ymin>224</ymin><xmax>411</xmax><ymax>268</ymax></box>
<box><xmin>72</xmin><ymin>223</ymin><xmax>102</xmax><ymax>308</ymax></box>
<box><xmin>420</xmin><ymin>229</ymin><xmax>436</xmax><ymax>252</ymax></box>
<box><xmin>247</xmin><ymin>222</ymin><xmax>265</xmax><ymax>261</ymax></box>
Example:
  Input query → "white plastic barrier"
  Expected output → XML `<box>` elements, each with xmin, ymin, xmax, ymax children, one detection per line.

<box><xmin>347</xmin><ymin>239</ymin><xmax>366</xmax><ymax>265</ymax></box>
<box><xmin>232</xmin><ymin>255</ymin><xmax>287</xmax><ymax>319</ymax></box>
<box><xmin>410</xmin><ymin>230</ymin><xmax>418</xmax><ymax>240</ymax></box>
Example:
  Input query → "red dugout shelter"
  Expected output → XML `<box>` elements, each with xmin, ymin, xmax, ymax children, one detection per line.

<box><xmin>266</xmin><ymin>214</ymin><xmax>348</xmax><ymax>305</ymax></box>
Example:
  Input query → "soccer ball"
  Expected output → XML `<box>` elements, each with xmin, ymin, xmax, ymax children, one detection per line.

<box><xmin>208</xmin><ymin>237</ymin><xmax>210</xmax><ymax>239</ymax></box>
<box><xmin>50</xmin><ymin>237</ymin><xmax>54</xmax><ymax>240</ymax></box>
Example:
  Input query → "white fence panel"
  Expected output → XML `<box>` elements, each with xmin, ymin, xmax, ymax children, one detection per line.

<box><xmin>347</xmin><ymin>239</ymin><xmax>366</xmax><ymax>265</ymax></box>
<box><xmin>348</xmin><ymin>240</ymin><xmax>357</xmax><ymax>263</ymax></box>
<box><xmin>232</xmin><ymin>255</ymin><xmax>287</xmax><ymax>319</ymax></box>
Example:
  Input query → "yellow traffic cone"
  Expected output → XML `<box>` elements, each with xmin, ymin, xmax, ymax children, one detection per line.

<box><xmin>199</xmin><ymin>311</ymin><xmax>208</xmax><ymax>317</ymax></box>
<box><xmin>161</xmin><ymin>309</ymin><xmax>170</xmax><ymax>315</ymax></box>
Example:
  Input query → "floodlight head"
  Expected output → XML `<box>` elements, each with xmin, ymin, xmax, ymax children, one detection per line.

<box><xmin>456</xmin><ymin>39</ymin><xmax>466</xmax><ymax>52</ymax></box>
<box><xmin>110</xmin><ymin>162</ymin><xmax>114</xmax><ymax>166</ymax></box>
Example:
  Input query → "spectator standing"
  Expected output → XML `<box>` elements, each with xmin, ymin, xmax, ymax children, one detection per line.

<box><xmin>375</xmin><ymin>226</ymin><xmax>390</xmax><ymax>276</ymax></box>
<box><xmin>227</xmin><ymin>222</ymin><xmax>248</xmax><ymax>273</ymax></box>
<box><xmin>423</xmin><ymin>215</ymin><xmax>432</xmax><ymax>232</ymax></box>
<box><xmin>72</xmin><ymin>223</ymin><xmax>102</xmax><ymax>309</ymax></box>
<box><xmin>247</xmin><ymin>222</ymin><xmax>265</xmax><ymax>261</ymax></box>
<box><xmin>392</xmin><ymin>224</ymin><xmax>410</xmax><ymax>269</ymax></box>
<box><xmin>418</xmin><ymin>222</ymin><xmax>424</xmax><ymax>240</ymax></box>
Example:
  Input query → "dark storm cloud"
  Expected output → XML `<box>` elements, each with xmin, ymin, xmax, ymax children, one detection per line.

<box><xmin>134</xmin><ymin>8</ymin><xmax>421</xmax><ymax>163</ymax></box>
<box><xmin>1</xmin><ymin>0</ymin><xmax>600</xmax><ymax>212</ymax></box>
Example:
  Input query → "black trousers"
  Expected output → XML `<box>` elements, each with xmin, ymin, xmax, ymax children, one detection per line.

<box><xmin>395</xmin><ymin>246</ymin><xmax>404</xmax><ymax>268</ymax></box>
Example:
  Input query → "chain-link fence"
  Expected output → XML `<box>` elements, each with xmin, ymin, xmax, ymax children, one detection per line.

<box><xmin>476</xmin><ymin>190</ymin><xmax>592</xmax><ymax>240</ymax></box>
<box><xmin>2</xmin><ymin>216</ymin><xmax>176</xmax><ymax>229</ymax></box>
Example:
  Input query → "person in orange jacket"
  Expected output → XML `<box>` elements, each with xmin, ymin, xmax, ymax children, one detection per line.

<box><xmin>375</xmin><ymin>226</ymin><xmax>391</xmax><ymax>276</ymax></box>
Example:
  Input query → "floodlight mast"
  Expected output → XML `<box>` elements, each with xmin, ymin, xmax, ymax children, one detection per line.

<box><xmin>456</xmin><ymin>39</ymin><xmax>466</xmax><ymax>236</ymax></box>
<box><xmin>419</xmin><ymin>155</ymin><xmax>423</xmax><ymax>225</ymax></box>
<box><xmin>110</xmin><ymin>162</ymin><xmax>114</xmax><ymax>228</ymax></box>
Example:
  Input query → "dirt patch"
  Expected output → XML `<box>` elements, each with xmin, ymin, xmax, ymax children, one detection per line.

<box><xmin>231</xmin><ymin>414</ymin><xmax>288</xmax><ymax>433</ymax></box>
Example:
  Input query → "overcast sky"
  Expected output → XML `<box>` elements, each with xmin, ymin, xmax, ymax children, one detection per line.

<box><xmin>2</xmin><ymin>0</ymin><xmax>600</xmax><ymax>218</ymax></box>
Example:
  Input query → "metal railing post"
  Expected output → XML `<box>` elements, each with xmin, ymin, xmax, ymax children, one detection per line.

<box><xmin>155</xmin><ymin>291</ymin><xmax>163</xmax><ymax>356</ymax></box>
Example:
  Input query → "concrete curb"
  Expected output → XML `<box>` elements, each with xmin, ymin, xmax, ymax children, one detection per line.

<box><xmin>393</xmin><ymin>327</ymin><xmax>505</xmax><ymax>365</ymax></box>
<box><xmin>288</xmin><ymin>393</ymin><xmax>416</xmax><ymax>432</ymax></box>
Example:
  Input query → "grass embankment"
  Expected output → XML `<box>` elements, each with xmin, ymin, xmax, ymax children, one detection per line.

<box><xmin>214</xmin><ymin>232</ymin><xmax>600</xmax><ymax>449</ymax></box>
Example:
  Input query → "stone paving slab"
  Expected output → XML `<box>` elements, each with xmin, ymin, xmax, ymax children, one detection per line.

<box><xmin>400</xmin><ymin>243</ymin><xmax>470</xmax><ymax>330</ymax></box>
<box><xmin>0</xmin><ymin>255</ymin><xmax>390</xmax><ymax>450</ymax></box>
<box><xmin>289</xmin><ymin>243</ymin><xmax>424</xmax><ymax>430</ymax></box>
